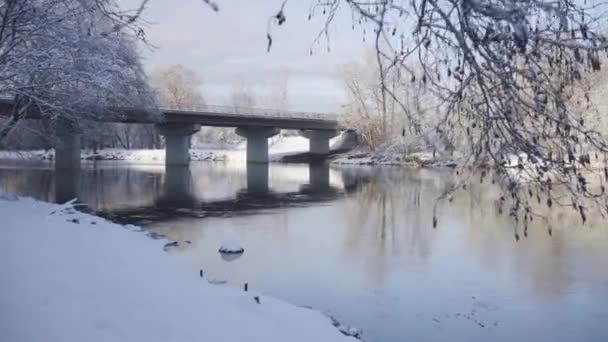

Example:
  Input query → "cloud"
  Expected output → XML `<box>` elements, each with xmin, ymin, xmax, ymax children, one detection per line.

<box><xmin>128</xmin><ymin>0</ymin><xmax>371</xmax><ymax>112</ymax></box>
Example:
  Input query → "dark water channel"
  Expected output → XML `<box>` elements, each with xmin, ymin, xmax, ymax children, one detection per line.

<box><xmin>1</xmin><ymin>160</ymin><xmax>607</xmax><ymax>342</ymax></box>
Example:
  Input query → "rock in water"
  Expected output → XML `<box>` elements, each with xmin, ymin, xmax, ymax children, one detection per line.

<box><xmin>218</xmin><ymin>240</ymin><xmax>244</xmax><ymax>254</ymax></box>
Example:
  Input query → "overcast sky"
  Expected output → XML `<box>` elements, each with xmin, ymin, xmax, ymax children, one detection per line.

<box><xmin>125</xmin><ymin>0</ymin><xmax>373</xmax><ymax>112</ymax></box>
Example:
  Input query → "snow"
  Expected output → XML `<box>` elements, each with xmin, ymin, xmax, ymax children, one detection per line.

<box><xmin>269</xmin><ymin>135</ymin><xmax>344</xmax><ymax>161</ymax></box>
<box><xmin>0</xmin><ymin>136</ymin><xmax>315</xmax><ymax>164</ymax></box>
<box><xmin>0</xmin><ymin>195</ymin><xmax>356</xmax><ymax>342</ymax></box>
<box><xmin>0</xmin><ymin>149</ymin><xmax>226</xmax><ymax>163</ymax></box>
<box><xmin>330</xmin><ymin>316</ymin><xmax>363</xmax><ymax>339</ymax></box>
<box><xmin>332</xmin><ymin>150</ymin><xmax>458</xmax><ymax>167</ymax></box>
<box><xmin>219</xmin><ymin>239</ymin><xmax>245</xmax><ymax>254</ymax></box>
<box><xmin>269</xmin><ymin>136</ymin><xmax>310</xmax><ymax>154</ymax></box>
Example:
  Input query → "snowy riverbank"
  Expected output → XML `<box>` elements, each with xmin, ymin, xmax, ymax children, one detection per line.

<box><xmin>0</xmin><ymin>136</ymin><xmax>316</xmax><ymax>164</ymax></box>
<box><xmin>0</xmin><ymin>134</ymin><xmax>458</xmax><ymax>168</ymax></box>
<box><xmin>0</xmin><ymin>194</ymin><xmax>357</xmax><ymax>342</ymax></box>
<box><xmin>0</xmin><ymin>148</ymin><xmax>227</xmax><ymax>163</ymax></box>
<box><xmin>331</xmin><ymin>151</ymin><xmax>458</xmax><ymax>167</ymax></box>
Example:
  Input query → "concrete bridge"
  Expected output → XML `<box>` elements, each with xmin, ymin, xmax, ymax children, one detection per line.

<box><xmin>0</xmin><ymin>98</ymin><xmax>340</xmax><ymax>168</ymax></box>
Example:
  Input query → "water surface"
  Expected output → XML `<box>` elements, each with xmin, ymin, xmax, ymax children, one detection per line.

<box><xmin>0</xmin><ymin>160</ymin><xmax>606</xmax><ymax>342</ymax></box>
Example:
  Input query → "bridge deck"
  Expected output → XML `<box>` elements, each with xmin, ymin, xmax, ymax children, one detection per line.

<box><xmin>0</xmin><ymin>99</ymin><xmax>338</xmax><ymax>131</ymax></box>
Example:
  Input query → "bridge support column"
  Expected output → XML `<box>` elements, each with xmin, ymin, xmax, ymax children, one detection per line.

<box><xmin>300</xmin><ymin>130</ymin><xmax>338</xmax><ymax>155</ymax></box>
<box><xmin>235</xmin><ymin>127</ymin><xmax>280</xmax><ymax>163</ymax></box>
<box><xmin>157</xmin><ymin>124</ymin><xmax>201</xmax><ymax>166</ymax></box>
<box><xmin>53</xmin><ymin>119</ymin><xmax>81</xmax><ymax>169</ymax></box>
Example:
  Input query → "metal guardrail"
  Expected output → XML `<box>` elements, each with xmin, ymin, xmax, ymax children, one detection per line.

<box><xmin>161</xmin><ymin>103</ymin><xmax>337</xmax><ymax>122</ymax></box>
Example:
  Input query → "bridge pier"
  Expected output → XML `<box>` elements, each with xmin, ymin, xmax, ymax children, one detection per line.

<box><xmin>300</xmin><ymin>130</ymin><xmax>338</xmax><ymax>155</ymax></box>
<box><xmin>53</xmin><ymin>119</ymin><xmax>81</xmax><ymax>169</ymax></box>
<box><xmin>157</xmin><ymin>123</ymin><xmax>201</xmax><ymax>166</ymax></box>
<box><xmin>235</xmin><ymin>127</ymin><xmax>280</xmax><ymax>163</ymax></box>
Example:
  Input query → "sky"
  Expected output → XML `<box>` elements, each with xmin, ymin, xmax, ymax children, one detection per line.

<box><xmin>124</xmin><ymin>0</ymin><xmax>373</xmax><ymax>112</ymax></box>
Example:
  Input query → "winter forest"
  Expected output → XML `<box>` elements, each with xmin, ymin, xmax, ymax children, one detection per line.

<box><xmin>2</xmin><ymin>1</ymin><xmax>608</xmax><ymax>342</ymax></box>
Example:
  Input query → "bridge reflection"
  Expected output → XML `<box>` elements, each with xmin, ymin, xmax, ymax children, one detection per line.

<box><xmin>54</xmin><ymin>167</ymin><xmax>81</xmax><ymax>204</ymax></box>
<box><xmin>85</xmin><ymin>162</ymin><xmax>365</xmax><ymax>225</ymax></box>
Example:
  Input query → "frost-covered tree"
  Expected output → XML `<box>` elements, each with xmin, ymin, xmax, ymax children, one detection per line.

<box><xmin>269</xmin><ymin>0</ymin><xmax>608</xmax><ymax>227</ymax></box>
<box><xmin>150</xmin><ymin>64</ymin><xmax>206</xmax><ymax>109</ymax></box>
<box><xmin>0</xmin><ymin>0</ymin><xmax>154</xmax><ymax>143</ymax></box>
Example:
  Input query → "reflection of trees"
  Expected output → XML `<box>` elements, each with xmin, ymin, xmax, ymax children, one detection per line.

<box><xmin>0</xmin><ymin>164</ymin><xmax>164</xmax><ymax>210</ymax></box>
<box><xmin>449</xmin><ymin>180</ymin><xmax>608</xmax><ymax>299</ymax></box>
<box><xmin>0</xmin><ymin>166</ymin><xmax>54</xmax><ymax>202</ymax></box>
<box><xmin>78</xmin><ymin>166</ymin><xmax>162</xmax><ymax>210</ymax></box>
<box><xmin>339</xmin><ymin>167</ymin><xmax>608</xmax><ymax>298</ymax></box>
<box><xmin>190</xmin><ymin>163</ymin><xmax>246</xmax><ymax>201</ymax></box>
<box><xmin>340</xmin><ymin>168</ymin><xmax>454</xmax><ymax>284</ymax></box>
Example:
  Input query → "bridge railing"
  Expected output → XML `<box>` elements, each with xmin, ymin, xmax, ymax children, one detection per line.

<box><xmin>0</xmin><ymin>96</ymin><xmax>338</xmax><ymax>122</ymax></box>
<box><xmin>161</xmin><ymin>103</ymin><xmax>338</xmax><ymax>121</ymax></box>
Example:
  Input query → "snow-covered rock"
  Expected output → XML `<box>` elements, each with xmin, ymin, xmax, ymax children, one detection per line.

<box><xmin>219</xmin><ymin>239</ymin><xmax>245</xmax><ymax>254</ymax></box>
<box><xmin>0</xmin><ymin>196</ymin><xmax>357</xmax><ymax>342</ymax></box>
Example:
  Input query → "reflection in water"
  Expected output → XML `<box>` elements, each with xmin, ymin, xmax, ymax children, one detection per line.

<box><xmin>54</xmin><ymin>167</ymin><xmax>80</xmax><ymax>203</ymax></box>
<box><xmin>0</xmin><ymin>161</ymin><xmax>607</xmax><ymax>342</ymax></box>
<box><xmin>156</xmin><ymin>166</ymin><xmax>196</xmax><ymax>209</ymax></box>
<box><xmin>246</xmin><ymin>163</ymin><xmax>269</xmax><ymax>194</ymax></box>
<box><xmin>304</xmin><ymin>160</ymin><xmax>330</xmax><ymax>192</ymax></box>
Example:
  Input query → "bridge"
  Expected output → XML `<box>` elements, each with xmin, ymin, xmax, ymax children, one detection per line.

<box><xmin>0</xmin><ymin>98</ymin><xmax>341</xmax><ymax>168</ymax></box>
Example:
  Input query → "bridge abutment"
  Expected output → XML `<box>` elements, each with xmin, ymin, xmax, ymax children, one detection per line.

<box><xmin>53</xmin><ymin>119</ymin><xmax>81</xmax><ymax>169</ymax></box>
<box><xmin>157</xmin><ymin>123</ymin><xmax>201</xmax><ymax>166</ymax></box>
<box><xmin>300</xmin><ymin>130</ymin><xmax>338</xmax><ymax>155</ymax></box>
<box><xmin>235</xmin><ymin>127</ymin><xmax>280</xmax><ymax>163</ymax></box>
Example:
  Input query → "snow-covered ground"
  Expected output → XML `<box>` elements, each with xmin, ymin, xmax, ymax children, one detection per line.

<box><xmin>0</xmin><ymin>148</ymin><xmax>225</xmax><ymax>163</ymax></box>
<box><xmin>332</xmin><ymin>151</ymin><xmax>458</xmax><ymax>167</ymax></box>
<box><xmin>0</xmin><ymin>194</ymin><xmax>356</xmax><ymax>342</ymax></box>
<box><xmin>0</xmin><ymin>136</ymin><xmax>317</xmax><ymax>164</ymax></box>
<box><xmin>0</xmin><ymin>134</ymin><xmax>460</xmax><ymax>168</ymax></box>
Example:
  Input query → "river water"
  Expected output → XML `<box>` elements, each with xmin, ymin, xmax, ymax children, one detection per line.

<box><xmin>1</xmin><ymin>160</ymin><xmax>607</xmax><ymax>342</ymax></box>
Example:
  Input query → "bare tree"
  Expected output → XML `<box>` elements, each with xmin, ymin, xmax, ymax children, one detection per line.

<box><xmin>339</xmin><ymin>50</ymin><xmax>440</xmax><ymax>149</ymax></box>
<box><xmin>150</xmin><ymin>64</ymin><xmax>206</xmax><ymax>109</ymax></box>
<box><xmin>270</xmin><ymin>0</ymin><xmax>608</xmax><ymax>227</ymax></box>
<box><xmin>264</xmin><ymin>68</ymin><xmax>290</xmax><ymax>111</ymax></box>
<box><xmin>230</xmin><ymin>79</ymin><xmax>258</xmax><ymax>109</ymax></box>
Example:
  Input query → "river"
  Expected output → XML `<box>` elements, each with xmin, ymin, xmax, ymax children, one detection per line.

<box><xmin>0</xmin><ymin>160</ymin><xmax>607</xmax><ymax>342</ymax></box>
